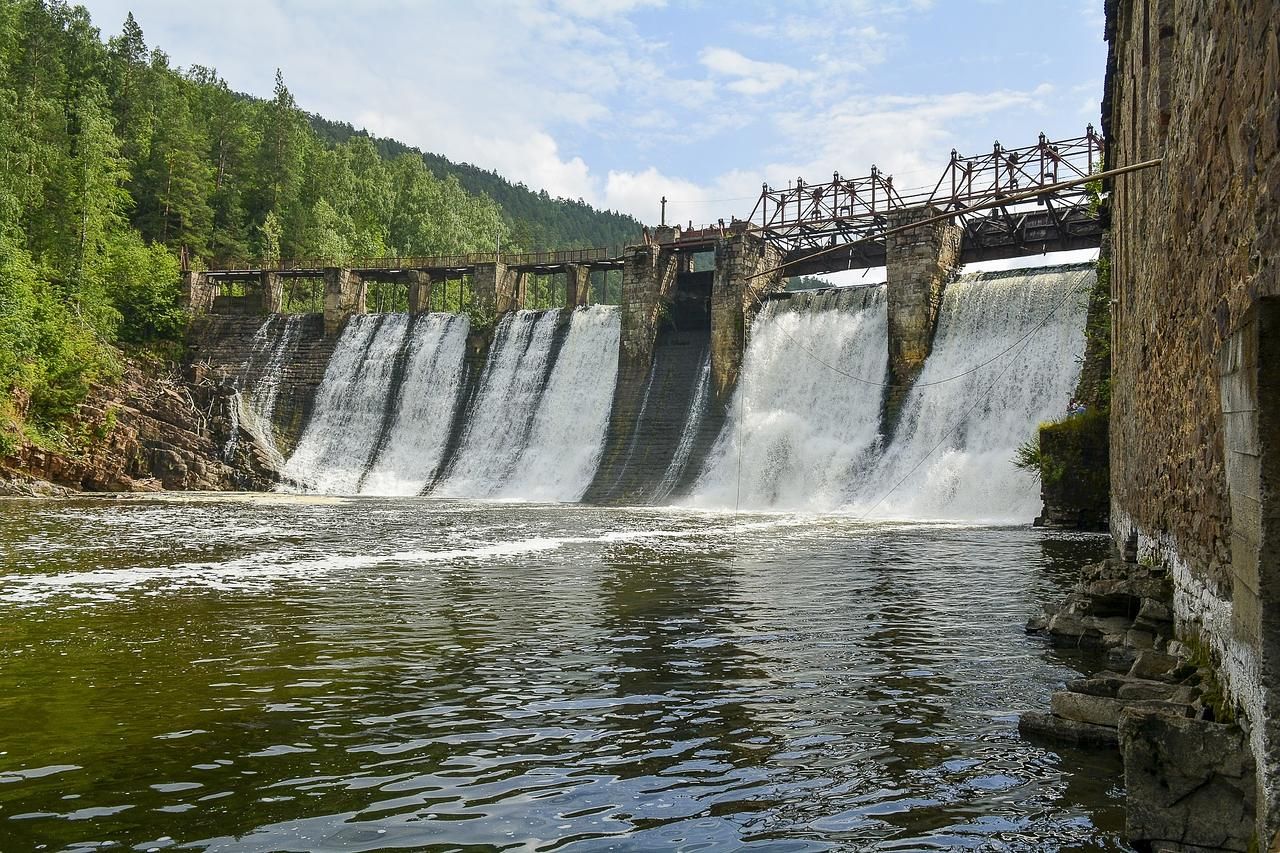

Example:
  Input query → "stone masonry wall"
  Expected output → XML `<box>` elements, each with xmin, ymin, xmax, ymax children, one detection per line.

<box><xmin>619</xmin><ymin>245</ymin><xmax>679</xmax><ymax>373</ymax></box>
<box><xmin>1106</xmin><ymin>0</ymin><xmax>1280</xmax><ymax>838</ymax></box>
<box><xmin>711</xmin><ymin>232</ymin><xmax>783</xmax><ymax>401</ymax></box>
<box><xmin>883</xmin><ymin>208</ymin><xmax>961</xmax><ymax>430</ymax></box>
<box><xmin>187</xmin><ymin>313</ymin><xmax>338</xmax><ymax>457</ymax></box>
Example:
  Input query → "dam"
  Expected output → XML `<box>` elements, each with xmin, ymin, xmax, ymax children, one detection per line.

<box><xmin>191</xmin><ymin>260</ymin><xmax>1093</xmax><ymax>520</ymax></box>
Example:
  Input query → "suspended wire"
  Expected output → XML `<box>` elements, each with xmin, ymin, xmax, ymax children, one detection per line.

<box><xmin>855</xmin><ymin>320</ymin><xmax>1044</xmax><ymax>522</ymax></box>
<box><xmin>745</xmin><ymin>278</ymin><xmax>1089</xmax><ymax>389</ymax></box>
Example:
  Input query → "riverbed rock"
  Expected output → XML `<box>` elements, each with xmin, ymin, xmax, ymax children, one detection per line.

<box><xmin>1019</xmin><ymin>710</ymin><xmax>1119</xmax><ymax>748</ymax></box>
<box><xmin>0</xmin><ymin>364</ymin><xmax>279</xmax><ymax>494</ymax></box>
<box><xmin>1120</xmin><ymin>708</ymin><xmax>1255</xmax><ymax>852</ymax></box>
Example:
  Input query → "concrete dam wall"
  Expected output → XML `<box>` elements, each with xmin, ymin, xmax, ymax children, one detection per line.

<box><xmin>188</xmin><ymin>262</ymin><xmax>1092</xmax><ymax>517</ymax></box>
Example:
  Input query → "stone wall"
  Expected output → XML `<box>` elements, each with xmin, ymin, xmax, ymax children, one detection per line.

<box><xmin>710</xmin><ymin>230</ymin><xmax>783</xmax><ymax>402</ymax></box>
<box><xmin>619</xmin><ymin>244</ymin><xmax>680</xmax><ymax>373</ymax></box>
<box><xmin>187</xmin><ymin>313</ymin><xmax>338</xmax><ymax>457</ymax></box>
<box><xmin>323</xmin><ymin>268</ymin><xmax>366</xmax><ymax>336</ymax></box>
<box><xmin>883</xmin><ymin>208</ymin><xmax>961</xmax><ymax>430</ymax></box>
<box><xmin>1106</xmin><ymin>0</ymin><xmax>1280</xmax><ymax>840</ymax></box>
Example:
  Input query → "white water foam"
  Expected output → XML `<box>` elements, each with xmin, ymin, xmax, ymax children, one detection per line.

<box><xmin>494</xmin><ymin>306</ymin><xmax>621</xmax><ymax>502</ymax></box>
<box><xmin>431</xmin><ymin>310</ymin><xmax>563</xmax><ymax>498</ymax></box>
<box><xmin>688</xmin><ymin>266</ymin><xmax>1091</xmax><ymax>522</ymax></box>
<box><xmin>851</xmin><ymin>266</ymin><xmax>1090</xmax><ymax>521</ymax></box>
<box><xmin>359</xmin><ymin>313</ymin><xmax>471</xmax><ymax>496</ymax></box>
<box><xmin>689</xmin><ymin>287</ymin><xmax>889</xmax><ymax>511</ymax></box>
<box><xmin>281</xmin><ymin>315</ymin><xmax>411</xmax><ymax>494</ymax></box>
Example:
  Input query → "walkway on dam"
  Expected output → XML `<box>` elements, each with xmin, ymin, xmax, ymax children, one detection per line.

<box><xmin>194</xmin><ymin>128</ymin><xmax>1106</xmax><ymax>287</ymax></box>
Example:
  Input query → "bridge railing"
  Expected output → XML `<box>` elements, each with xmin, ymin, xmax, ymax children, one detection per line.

<box><xmin>202</xmin><ymin>247</ymin><xmax>620</xmax><ymax>275</ymax></box>
<box><xmin>748</xmin><ymin>127</ymin><xmax>1105</xmax><ymax>252</ymax></box>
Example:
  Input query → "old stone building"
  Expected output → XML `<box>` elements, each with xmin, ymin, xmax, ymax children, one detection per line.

<box><xmin>1105</xmin><ymin>0</ymin><xmax>1280</xmax><ymax>844</ymax></box>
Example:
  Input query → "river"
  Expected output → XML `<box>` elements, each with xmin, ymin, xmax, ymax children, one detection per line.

<box><xmin>0</xmin><ymin>495</ymin><xmax>1125</xmax><ymax>851</ymax></box>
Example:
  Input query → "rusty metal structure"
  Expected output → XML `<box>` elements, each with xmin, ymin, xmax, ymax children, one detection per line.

<box><xmin>198</xmin><ymin>129</ymin><xmax>1105</xmax><ymax>282</ymax></box>
<box><xmin>747</xmin><ymin>127</ymin><xmax>1105</xmax><ymax>275</ymax></box>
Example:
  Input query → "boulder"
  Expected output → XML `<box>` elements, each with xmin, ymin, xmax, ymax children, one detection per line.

<box><xmin>1120</xmin><ymin>708</ymin><xmax>1256</xmax><ymax>852</ymax></box>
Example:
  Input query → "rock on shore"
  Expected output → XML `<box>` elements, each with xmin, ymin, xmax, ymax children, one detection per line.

<box><xmin>1</xmin><ymin>364</ymin><xmax>279</xmax><ymax>495</ymax></box>
<box><xmin>1021</xmin><ymin>557</ymin><xmax>1256</xmax><ymax>851</ymax></box>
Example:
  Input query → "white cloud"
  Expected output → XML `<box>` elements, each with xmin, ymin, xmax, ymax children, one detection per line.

<box><xmin>698</xmin><ymin>47</ymin><xmax>809</xmax><ymax>96</ymax></box>
<box><xmin>79</xmin><ymin>1</ymin><xmax>1104</xmax><ymax>226</ymax></box>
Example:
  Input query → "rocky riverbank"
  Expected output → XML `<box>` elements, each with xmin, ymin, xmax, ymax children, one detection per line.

<box><xmin>0</xmin><ymin>362</ymin><xmax>279</xmax><ymax>496</ymax></box>
<box><xmin>1022</xmin><ymin>557</ymin><xmax>1257</xmax><ymax>851</ymax></box>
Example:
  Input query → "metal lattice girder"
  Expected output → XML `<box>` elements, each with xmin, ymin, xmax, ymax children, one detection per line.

<box><xmin>749</xmin><ymin>128</ymin><xmax>1105</xmax><ymax>271</ymax></box>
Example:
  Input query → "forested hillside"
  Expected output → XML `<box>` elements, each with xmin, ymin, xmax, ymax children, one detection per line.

<box><xmin>0</xmin><ymin>1</ymin><xmax>641</xmax><ymax>451</ymax></box>
<box><xmin>310</xmin><ymin>117</ymin><xmax>641</xmax><ymax>252</ymax></box>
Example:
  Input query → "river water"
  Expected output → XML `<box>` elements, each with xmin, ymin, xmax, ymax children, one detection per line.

<box><xmin>0</xmin><ymin>495</ymin><xmax>1124</xmax><ymax>851</ymax></box>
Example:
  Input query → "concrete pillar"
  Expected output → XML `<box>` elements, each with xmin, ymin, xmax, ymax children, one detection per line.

<box><xmin>565</xmin><ymin>264</ymin><xmax>591</xmax><ymax>308</ymax></box>
<box><xmin>407</xmin><ymin>269</ymin><xmax>433</xmax><ymax>315</ymax></box>
<box><xmin>1220</xmin><ymin>296</ymin><xmax>1280</xmax><ymax>841</ymax></box>
<box><xmin>181</xmin><ymin>271</ymin><xmax>215</xmax><ymax>314</ymax></box>
<box><xmin>710</xmin><ymin>231</ymin><xmax>784</xmax><ymax>401</ymax></box>
<box><xmin>475</xmin><ymin>262</ymin><xmax>521</xmax><ymax>318</ymax></box>
<box><xmin>620</xmin><ymin>245</ymin><xmax>679</xmax><ymax>372</ymax></box>
<box><xmin>260</xmin><ymin>271</ymin><xmax>283</xmax><ymax>314</ymax></box>
<box><xmin>883</xmin><ymin>207</ymin><xmax>961</xmax><ymax>428</ymax></box>
<box><xmin>513</xmin><ymin>272</ymin><xmax>528</xmax><ymax>311</ymax></box>
<box><xmin>323</xmin><ymin>267</ymin><xmax>366</xmax><ymax>336</ymax></box>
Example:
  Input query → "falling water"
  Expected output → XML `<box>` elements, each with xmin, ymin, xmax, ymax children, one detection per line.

<box><xmin>225</xmin><ymin>315</ymin><xmax>302</xmax><ymax>466</ymax></box>
<box><xmin>852</xmin><ymin>265</ymin><xmax>1091</xmax><ymax>521</ymax></box>
<box><xmin>493</xmin><ymin>305</ymin><xmax>621</xmax><ymax>502</ymax></box>
<box><xmin>281</xmin><ymin>315</ymin><xmax>411</xmax><ymax>494</ymax></box>
<box><xmin>652</xmin><ymin>353</ymin><xmax>713</xmax><ymax>502</ymax></box>
<box><xmin>689</xmin><ymin>286</ymin><xmax>889</xmax><ymax>511</ymax></box>
<box><xmin>430</xmin><ymin>310</ymin><xmax>565</xmax><ymax>498</ymax></box>
<box><xmin>358</xmin><ymin>314</ymin><xmax>471</xmax><ymax>496</ymax></box>
<box><xmin>688</xmin><ymin>264</ymin><xmax>1091</xmax><ymax>521</ymax></box>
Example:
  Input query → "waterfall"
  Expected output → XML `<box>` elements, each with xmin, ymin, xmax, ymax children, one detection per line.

<box><xmin>281</xmin><ymin>315</ymin><xmax>411</xmax><ymax>494</ymax></box>
<box><xmin>226</xmin><ymin>315</ymin><xmax>302</xmax><ymax>466</ymax></box>
<box><xmin>429</xmin><ymin>310</ymin><xmax>566</xmax><ymax>498</ymax></box>
<box><xmin>852</xmin><ymin>265</ymin><xmax>1091</xmax><ymax>521</ymax></box>
<box><xmin>492</xmin><ymin>305</ymin><xmax>620</xmax><ymax>502</ymax></box>
<box><xmin>652</xmin><ymin>353</ymin><xmax>712</xmax><ymax>502</ymax></box>
<box><xmin>358</xmin><ymin>313</ymin><xmax>471</xmax><ymax>496</ymax></box>
<box><xmin>687</xmin><ymin>265</ymin><xmax>1091</xmax><ymax>521</ymax></box>
<box><xmin>688</xmin><ymin>287</ymin><xmax>889</xmax><ymax>511</ymax></box>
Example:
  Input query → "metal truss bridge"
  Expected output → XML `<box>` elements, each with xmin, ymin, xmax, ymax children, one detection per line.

<box><xmin>670</xmin><ymin>127</ymin><xmax>1106</xmax><ymax>276</ymax></box>
<box><xmin>197</xmin><ymin>128</ymin><xmax>1106</xmax><ymax>282</ymax></box>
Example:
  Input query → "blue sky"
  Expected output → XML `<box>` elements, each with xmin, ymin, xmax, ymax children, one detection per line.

<box><xmin>80</xmin><ymin>0</ymin><xmax>1107</xmax><ymax>227</ymax></box>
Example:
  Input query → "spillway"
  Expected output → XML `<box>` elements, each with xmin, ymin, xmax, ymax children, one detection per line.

<box><xmin>490</xmin><ymin>306</ymin><xmax>621</xmax><ymax>502</ymax></box>
<box><xmin>224</xmin><ymin>314</ymin><xmax>303</xmax><ymax>467</ymax></box>
<box><xmin>689</xmin><ymin>286</ymin><xmax>889</xmax><ymax>511</ymax></box>
<box><xmin>687</xmin><ymin>264</ymin><xmax>1091</xmax><ymax>521</ymax></box>
<box><xmin>852</xmin><ymin>265</ymin><xmax>1091</xmax><ymax>521</ymax></box>
<box><xmin>274</xmin><ymin>263</ymin><xmax>1088</xmax><ymax>521</ymax></box>
<box><xmin>281</xmin><ymin>314</ymin><xmax>412</xmax><ymax>494</ymax></box>
<box><xmin>278</xmin><ymin>307</ymin><xmax>620</xmax><ymax>501</ymax></box>
<box><xmin>358</xmin><ymin>313</ymin><xmax>471</xmax><ymax>496</ymax></box>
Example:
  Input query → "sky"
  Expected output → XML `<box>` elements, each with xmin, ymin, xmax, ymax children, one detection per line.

<box><xmin>79</xmin><ymin>0</ymin><xmax>1107</xmax><ymax>232</ymax></box>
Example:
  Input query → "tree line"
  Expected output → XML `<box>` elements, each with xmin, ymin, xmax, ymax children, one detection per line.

<box><xmin>0</xmin><ymin>1</ymin><xmax>641</xmax><ymax>449</ymax></box>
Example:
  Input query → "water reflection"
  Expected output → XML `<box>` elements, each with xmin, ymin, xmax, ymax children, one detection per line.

<box><xmin>0</xmin><ymin>498</ymin><xmax>1124</xmax><ymax>851</ymax></box>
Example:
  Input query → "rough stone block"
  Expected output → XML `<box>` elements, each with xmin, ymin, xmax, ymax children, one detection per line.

<box><xmin>1018</xmin><ymin>710</ymin><xmax>1119</xmax><ymax>748</ymax></box>
<box><xmin>1129</xmin><ymin>650</ymin><xmax>1179</xmax><ymax>681</ymax></box>
<box><xmin>1120</xmin><ymin>708</ymin><xmax>1256</xmax><ymax>852</ymax></box>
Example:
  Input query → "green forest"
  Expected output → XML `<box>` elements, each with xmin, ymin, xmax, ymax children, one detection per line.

<box><xmin>0</xmin><ymin>1</ymin><xmax>642</xmax><ymax>451</ymax></box>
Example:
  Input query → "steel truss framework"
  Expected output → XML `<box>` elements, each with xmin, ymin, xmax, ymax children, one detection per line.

<box><xmin>750</xmin><ymin>128</ymin><xmax>1106</xmax><ymax>275</ymax></box>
